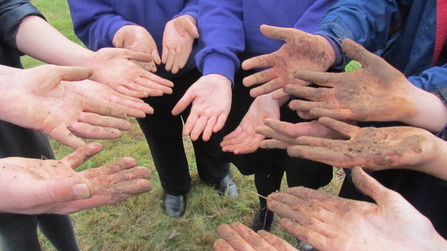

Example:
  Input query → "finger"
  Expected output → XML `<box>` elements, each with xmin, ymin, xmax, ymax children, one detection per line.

<box><xmin>257</xmin><ymin>231</ymin><xmax>298</xmax><ymax>251</ymax></box>
<box><xmin>78</xmin><ymin>112</ymin><xmax>131</xmax><ymax>130</ymax></box>
<box><xmin>260</xmin><ymin>139</ymin><xmax>292</xmax><ymax>150</ymax></box>
<box><xmin>317</xmin><ymin>117</ymin><xmax>359</xmax><ymax>138</ymax></box>
<box><xmin>268</xmin><ymin>195</ymin><xmax>332</xmax><ymax>237</ymax></box>
<box><xmin>262</xmin><ymin>118</ymin><xmax>300</xmax><ymax>138</ymax></box>
<box><xmin>351</xmin><ymin>166</ymin><xmax>396</xmax><ymax>206</ymax></box>
<box><xmin>213</xmin><ymin>239</ymin><xmax>237</xmax><ymax>251</ymax></box>
<box><xmin>80</xmin><ymin>157</ymin><xmax>139</xmax><ymax>178</ymax></box>
<box><xmin>161</xmin><ymin>46</ymin><xmax>169</xmax><ymax>65</ymax></box>
<box><xmin>164</xmin><ymin>50</ymin><xmax>175</xmax><ymax>72</ymax></box>
<box><xmin>202</xmin><ymin>117</ymin><xmax>217</xmax><ymax>142</ymax></box>
<box><xmin>32</xmin><ymin>176</ymin><xmax>95</xmax><ymax>207</ymax></box>
<box><xmin>259</xmin><ymin>24</ymin><xmax>292</xmax><ymax>41</ymax></box>
<box><xmin>217</xmin><ymin>224</ymin><xmax>256</xmax><ymax>251</ymax></box>
<box><xmin>172</xmin><ymin>93</ymin><xmax>194</xmax><ymax>116</ymax></box>
<box><xmin>57</xmin><ymin>179</ymin><xmax>153</xmax><ymax>214</ymax></box>
<box><xmin>282</xmin><ymin>186</ymin><xmax>352</xmax><ymax>214</ymax></box>
<box><xmin>293</xmin><ymin>71</ymin><xmax>335</xmax><ymax>88</ymax></box>
<box><xmin>231</xmin><ymin>222</ymin><xmax>278</xmax><ymax>251</ymax></box>
<box><xmin>109</xmin><ymin>93</ymin><xmax>154</xmax><ymax>117</ymax></box>
<box><xmin>170</xmin><ymin>50</ymin><xmax>182</xmax><ymax>74</ymax></box>
<box><xmin>271</xmin><ymin>89</ymin><xmax>289</xmax><ymax>100</ymax></box>
<box><xmin>61</xmin><ymin>142</ymin><xmax>103</xmax><ymax>168</ymax></box>
<box><xmin>176</xmin><ymin>49</ymin><xmax>190</xmax><ymax>71</ymax></box>
<box><xmin>53</xmin><ymin>66</ymin><xmax>93</xmax><ymax>82</ymax></box>
<box><xmin>47</xmin><ymin>124</ymin><xmax>87</xmax><ymax>149</ymax></box>
<box><xmin>185</xmin><ymin>21</ymin><xmax>200</xmax><ymax>38</ymax></box>
<box><xmin>214</xmin><ymin>112</ymin><xmax>228</xmax><ymax>133</ymax></box>
<box><xmin>249</xmin><ymin>78</ymin><xmax>287</xmax><ymax>98</ymax></box>
<box><xmin>310</xmin><ymin>108</ymin><xmax>356</xmax><ymax>121</ymax></box>
<box><xmin>287</xmin><ymin>145</ymin><xmax>358</xmax><ymax>167</ymax></box>
<box><xmin>280</xmin><ymin>218</ymin><xmax>328</xmax><ymax>251</ymax></box>
<box><xmin>138</xmin><ymin>71</ymin><xmax>174</xmax><ymax>88</ymax></box>
<box><xmin>124</xmin><ymin>49</ymin><xmax>154</xmax><ymax>64</ymax></box>
<box><xmin>190</xmin><ymin>116</ymin><xmax>208</xmax><ymax>141</ymax></box>
<box><xmin>115</xmin><ymin>85</ymin><xmax>150</xmax><ymax>98</ymax></box>
<box><xmin>91</xmin><ymin>166</ymin><xmax>152</xmax><ymax>190</ymax></box>
<box><xmin>150</xmin><ymin>48</ymin><xmax>162</xmax><ymax>65</ymax></box>
<box><xmin>68</xmin><ymin>122</ymin><xmax>123</xmax><ymax>140</ymax></box>
<box><xmin>242</xmin><ymin>55</ymin><xmax>275</xmax><ymax>72</ymax></box>
<box><xmin>133</xmin><ymin>78</ymin><xmax>173</xmax><ymax>95</ymax></box>
<box><xmin>288</xmin><ymin>100</ymin><xmax>317</xmax><ymax>113</ymax></box>
<box><xmin>242</xmin><ymin>67</ymin><xmax>276</xmax><ymax>87</ymax></box>
<box><xmin>341</xmin><ymin>39</ymin><xmax>376</xmax><ymax>68</ymax></box>
<box><xmin>221</xmin><ymin>127</ymin><xmax>244</xmax><ymax>147</ymax></box>
<box><xmin>284</xmin><ymin>84</ymin><xmax>330</xmax><ymax>101</ymax></box>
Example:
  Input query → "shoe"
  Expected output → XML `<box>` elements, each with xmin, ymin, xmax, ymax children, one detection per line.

<box><xmin>251</xmin><ymin>208</ymin><xmax>274</xmax><ymax>232</ymax></box>
<box><xmin>216</xmin><ymin>174</ymin><xmax>238</xmax><ymax>197</ymax></box>
<box><xmin>163</xmin><ymin>193</ymin><xmax>186</xmax><ymax>217</ymax></box>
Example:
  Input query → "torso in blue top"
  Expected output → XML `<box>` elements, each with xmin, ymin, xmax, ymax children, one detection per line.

<box><xmin>67</xmin><ymin>0</ymin><xmax>199</xmax><ymax>79</ymax></box>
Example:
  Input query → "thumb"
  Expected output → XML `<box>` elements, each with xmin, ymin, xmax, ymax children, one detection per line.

<box><xmin>351</xmin><ymin>166</ymin><xmax>396</xmax><ymax>205</ymax></box>
<box><xmin>341</xmin><ymin>39</ymin><xmax>382</xmax><ymax>68</ymax></box>
<box><xmin>185</xmin><ymin>22</ymin><xmax>199</xmax><ymax>38</ymax></box>
<box><xmin>35</xmin><ymin>176</ymin><xmax>95</xmax><ymax>205</ymax></box>
<box><xmin>52</xmin><ymin>65</ymin><xmax>93</xmax><ymax>82</ymax></box>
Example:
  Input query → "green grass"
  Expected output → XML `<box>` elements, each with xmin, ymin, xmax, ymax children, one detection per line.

<box><xmin>22</xmin><ymin>1</ymin><xmax>345</xmax><ymax>250</ymax></box>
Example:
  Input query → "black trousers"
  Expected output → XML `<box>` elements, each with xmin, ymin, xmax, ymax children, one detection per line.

<box><xmin>339</xmin><ymin>121</ymin><xmax>447</xmax><ymax>239</ymax></box>
<box><xmin>0</xmin><ymin>121</ymin><xmax>79</xmax><ymax>251</ymax></box>
<box><xmin>138</xmin><ymin>69</ymin><xmax>230</xmax><ymax>195</ymax></box>
<box><xmin>222</xmin><ymin>70</ymin><xmax>333</xmax><ymax>209</ymax></box>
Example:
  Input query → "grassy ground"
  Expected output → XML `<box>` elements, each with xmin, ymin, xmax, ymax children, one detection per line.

<box><xmin>22</xmin><ymin>1</ymin><xmax>346</xmax><ymax>250</ymax></box>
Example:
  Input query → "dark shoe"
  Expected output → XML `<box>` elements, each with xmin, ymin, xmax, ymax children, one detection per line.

<box><xmin>163</xmin><ymin>193</ymin><xmax>186</xmax><ymax>217</ymax></box>
<box><xmin>251</xmin><ymin>208</ymin><xmax>274</xmax><ymax>232</ymax></box>
<box><xmin>216</xmin><ymin>174</ymin><xmax>238</xmax><ymax>197</ymax></box>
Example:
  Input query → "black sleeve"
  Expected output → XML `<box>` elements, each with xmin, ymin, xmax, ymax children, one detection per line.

<box><xmin>0</xmin><ymin>0</ymin><xmax>45</xmax><ymax>54</ymax></box>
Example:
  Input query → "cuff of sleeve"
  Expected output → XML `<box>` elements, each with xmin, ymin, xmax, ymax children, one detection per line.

<box><xmin>201</xmin><ymin>53</ymin><xmax>237</xmax><ymax>84</ymax></box>
<box><xmin>0</xmin><ymin>4</ymin><xmax>45</xmax><ymax>55</ymax></box>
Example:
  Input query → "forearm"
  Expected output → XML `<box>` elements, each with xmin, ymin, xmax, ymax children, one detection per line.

<box><xmin>16</xmin><ymin>16</ymin><xmax>95</xmax><ymax>66</ymax></box>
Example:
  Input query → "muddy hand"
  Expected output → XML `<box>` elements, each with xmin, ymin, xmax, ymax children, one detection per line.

<box><xmin>242</xmin><ymin>25</ymin><xmax>335</xmax><ymax>98</ymax></box>
<box><xmin>0</xmin><ymin>142</ymin><xmax>152</xmax><ymax>215</ymax></box>
<box><xmin>214</xmin><ymin>222</ymin><xmax>298</xmax><ymax>251</ymax></box>
<box><xmin>287</xmin><ymin>39</ymin><xmax>419</xmax><ymax>122</ymax></box>
<box><xmin>267</xmin><ymin>167</ymin><xmax>447</xmax><ymax>251</ymax></box>
<box><xmin>287</xmin><ymin>117</ymin><xmax>444</xmax><ymax>174</ymax></box>
<box><xmin>257</xmin><ymin>118</ymin><xmax>343</xmax><ymax>150</ymax></box>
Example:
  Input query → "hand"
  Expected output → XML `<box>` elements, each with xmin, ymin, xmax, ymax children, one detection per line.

<box><xmin>286</xmin><ymin>117</ymin><xmax>447</xmax><ymax>179</ymax></box>
<box><xmin>257</xmin><ymin>118</ymin><xmax>343</xmax><ymax>150</ymax></box>
<box><xmin>214</xmin><ymin>222</ymin><xmax>298</xmax><ymax>251</ymax></box>
<box><xmin>162</xmin><ymin>15</ymin><xmax>199</xmax><ymax>74</ymax></box>
<box><xmin>172</xmin><ymin>74</ymin><xmax>232</xmax><ymax>141</ymax></box>
<box><xmin>221</xmin><ymin>94</ymin><xmax>281</xmax><ymax>154</ymax></box>
<box><xmin>63</xmin><ymin>79</ymin><xmax>154</xmax><ymax>118</ymax></box>
<box><xmin>113</xmin><ymin>24</ymin><xmax>160</xmax><ymax>71</ymax></box>
<box><xmin>241</xmin><ymin>25</ymin><xmax>335</xmax><ymax>98</ymax></box>
<box><xmin>287</xmin><ymin>39</ymin><xmax>420</xmax><ymax>122</ymax></box>
<box><xmin>267</xmin><ymin>166</ymin><xmax>447</xmax><ymax>251</ymax></box>
<box><xmin>0</xmin><ymin>65</ymin><xmax>132</xmax><ymax>149</ymax></box>
<box><xmin>85</xmin><ymin>48</ymin><xmax>173</xmax><ymax>98</ymax></box>
<box><xmin>0</xmin><ymin>142</ymin><xmax>152</xmax><ymax>215</ymax></box>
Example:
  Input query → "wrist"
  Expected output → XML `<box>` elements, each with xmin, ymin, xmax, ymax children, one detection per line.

<box><xmin>315</xmin><ymin>35</ymin><xmax>337</xmax><ymax>69</ymax></box>
<box><xmin>405</xmin><ymin>87</ymin><xmax>447</xmax><ymax>132</ymax></box>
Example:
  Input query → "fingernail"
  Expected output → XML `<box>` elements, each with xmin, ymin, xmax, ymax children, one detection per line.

<box><xmin>73</xmin><ymin>183</ymin><xmax>91</xmax><ymax>199</ymax></box>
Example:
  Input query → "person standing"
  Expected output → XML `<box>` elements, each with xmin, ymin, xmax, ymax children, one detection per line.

<box><xmin>67</xmin><ymin>0</ymin><xmax>238</xmax><ymax>218</ymax></box>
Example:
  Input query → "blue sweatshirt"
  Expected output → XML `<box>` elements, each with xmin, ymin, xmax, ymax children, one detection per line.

<box><xmin>196</xmin><ymin>0</ymin><xmax>338</xmax><ymax>83</ymax></box>
<box><xmin>315</xmin><ymin>0</ymin><xmax>447</xmax><ymax>92</ymax></box>
<box><xmin>67</xmin><ymin>0</ymin><xmax>199</xmax><ymax>79</ymax></box>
